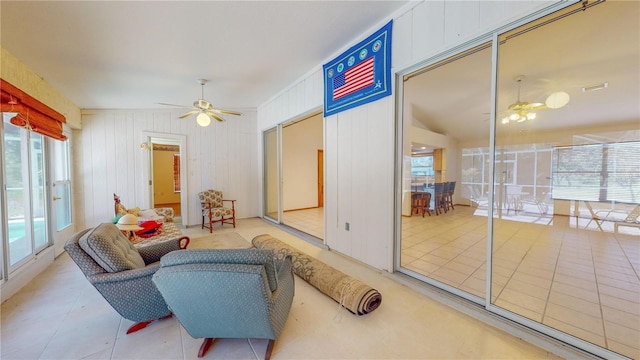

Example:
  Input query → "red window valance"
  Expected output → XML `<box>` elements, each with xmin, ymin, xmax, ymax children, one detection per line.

<box><xmin>0</xmin><ymin>78</ymin><xmax>67</xmax><ymax>141</ymax></box>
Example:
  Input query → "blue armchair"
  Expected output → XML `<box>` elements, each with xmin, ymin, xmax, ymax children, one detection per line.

<box><xmin>64</xmin><ymin>222</ymin><xmax>189</xmax><ymax>334</ymax></box>
<box><xmin>152</xmin><ymin>249</ymin><xmax>294</xmax><ymax>359</ymax></box>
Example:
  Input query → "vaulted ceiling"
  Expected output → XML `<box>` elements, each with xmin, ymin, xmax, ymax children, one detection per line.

<box><xmin>404</xmin><ymin>0</ymin><xmax>639</xmax><ymax>144</ymax></box>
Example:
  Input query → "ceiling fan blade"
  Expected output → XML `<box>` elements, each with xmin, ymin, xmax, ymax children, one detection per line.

<box><xmin>209</xmin><ymin>112</ymin><xmax>226</xmax><ymax>123</ymax></box>
<box><xmin>529</xmin><ymin>103</ymin><xmax>548</xmax><ymax>110</ymax></box>
<box><xmin>211</xmin><ymin>108</ymin><xmax>243</xmax><ymax>116</ymax></box>
<box><xmin>178</xmin><ymin>110</ymin><xmax>198</xmax><ymax>119</ymax></box>
<box><xmin>157</xmin><ymin>102</ymin><xmax>190</xmax><ymax>108</ymax></box>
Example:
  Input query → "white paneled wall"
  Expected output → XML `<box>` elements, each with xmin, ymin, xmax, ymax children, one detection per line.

<box><xmin>75</xmin><ymin>109</ymin><xmax>258</xmax><ymax>230</ymax></box>
<box><xmin>258</xmin><ymin>0</ymin><xmax>557</xmax><ymax>271</ymax></box>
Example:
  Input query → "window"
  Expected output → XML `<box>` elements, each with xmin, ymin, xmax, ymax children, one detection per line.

<box><xmin>552</xmin><ymin>141</ymin><xmax>640</xmax><ymax>203</ymax></box>
<box><xmin>410</xmin><ymin>155</ymin><xmax>433</xmax><ymax>190</ymax></box>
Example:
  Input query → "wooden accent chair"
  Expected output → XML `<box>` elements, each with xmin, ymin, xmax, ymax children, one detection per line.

<box><xmin>198</xmin><ymin>189</ymin><xmax>236</xmax><ymax>233</ymax></box>
<box><xmin>411</xmin><ymin>192</ymin><xmax>431</xmax><ymax>217</ymax></box>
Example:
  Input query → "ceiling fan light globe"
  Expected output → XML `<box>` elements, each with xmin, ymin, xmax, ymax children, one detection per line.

<box><xmin>196</xmin><ymin>112</ymin><xmax>211</xmax><ymax>127</ymax></box>
<box><xmin>545</xmin><ymin>91</ymin><xmax>570</xmax><ymax>109</ymax></box>
<box><xmin>501</xmin><ymin>117</ymin><xmax>509</xmax><ymax>124</ymax></box>
<box><xmin>509</xmin><ymin>113</ymin><xmax>519</xmax><ymax>121</ymax></box>
<box><xmin>526</xmin><ymin>112</ymin><xmax>536</xmax><ymax>120</ymax></box>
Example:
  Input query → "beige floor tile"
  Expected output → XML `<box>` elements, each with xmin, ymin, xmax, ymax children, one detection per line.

<box><xmin>604</xmin><ymin>320</ymin><xmax>640</xmax><ymax>351</ymax></box>
<box><xmin>601</xmin><ymin>305</ymin><xmax>640</xmax><ymax>330</ymax></box>
<box><xmin>599</xmin><ymin>293</ymin><xmax>640</xmax><ymax>316</ymax></box>
<box><xmin>544</xmin><ymin>302</ymin><xmax>604</xmax><ymax>335</ymax></box>
<box><xmin>548</xmin><ymin>291</ymin><xmax>601</xmax><ymax>316</ymax></box>
<box><xmin>543</xmin><ymin>317</ymin><xmax>606</xmax><ymax>348</ymax></box>
<box><xmin>4</xmin><ymin>212</ymin><xmax>639</xmax><ymax>359</ymax></box>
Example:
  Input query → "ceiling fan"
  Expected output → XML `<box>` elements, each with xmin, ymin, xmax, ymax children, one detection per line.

<box><xmin>158</xmin><ymin>79</ymin><xmax>242</xmax><ymax>127</ymax></box>
<box><xmin>500</xmin><ymin>75</ymin><xmax>571</xmax><ymax>124</ymax></box>
<box><xmin>501</xmin><ymin>75</ymin><xmax>547</xmax><ymax>124</ymax></box>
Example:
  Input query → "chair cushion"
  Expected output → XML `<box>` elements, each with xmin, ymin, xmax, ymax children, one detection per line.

<box><xmin>199</xmin><ymin>190</ymin><xmax>224</xmax><ymax>208</ymax></box>
<box><xmin>79</xmin><ymin>223</ymin><xmax>146</xmax><ymax>273</ymax></box>
<box><xmin>201</xmin><ymin>207</ymin><xmax>233</xmax><ymax>217</ymax></box>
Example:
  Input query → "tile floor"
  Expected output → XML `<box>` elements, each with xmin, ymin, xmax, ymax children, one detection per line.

<box><xmin>282</xmin><ymin>208</ymin><xmax>324</xmax><ymax>239</ymax></box>
<box><xmin>249</xmin><ymin>205</ymin><xmax>639</xmax><ymax>359</ymax></box>
<box><xmin>1</xmin><ymin>218</ymin><xmax>567</xmax><ymax>360</ymax></box>
<box><xmin>401</xmin><ymin>206</ymin><xmax>639</xmax><ymax>359</ymax></box>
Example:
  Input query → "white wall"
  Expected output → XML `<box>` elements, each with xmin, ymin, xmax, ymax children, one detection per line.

<box><xmin>75</xmin><ymin>109</ymin><xmax>258</xmax><ymax>229</ymax></box>
<box><xmin>258</xmin><ymin>0</ymin><xmax>558</xmax><ymax>271</ymax></box>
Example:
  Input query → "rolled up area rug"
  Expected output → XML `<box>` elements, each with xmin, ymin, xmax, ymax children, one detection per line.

<box><xmin>252</xmin><ymin>234</ymin><xmax>382</xmax><ymax>315</ymax></box>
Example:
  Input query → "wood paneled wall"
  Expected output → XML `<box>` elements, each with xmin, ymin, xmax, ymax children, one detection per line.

<box><xmin>257</xmin><ymin>0</ymin><xmax>556</xmax><ymax>271</ymax></box>
<box><xmin>74</xmin><ymin>109</ymin><xmax>258</xmax><ymax>229</ymax></box>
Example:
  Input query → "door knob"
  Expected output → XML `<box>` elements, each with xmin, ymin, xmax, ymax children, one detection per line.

<box><xmin>53</xmin><ymin>196</ymin><xmax>62</xmax><ymax>201</ymax></box>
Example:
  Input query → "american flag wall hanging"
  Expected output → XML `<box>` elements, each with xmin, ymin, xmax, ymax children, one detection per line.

<box><xmin>323</xmin><ymin>20</ymin><xmax>392</xmax><ymax>117</ymax></box>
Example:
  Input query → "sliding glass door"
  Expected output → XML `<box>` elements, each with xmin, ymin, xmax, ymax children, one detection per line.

<box><xmin>263</xmin><ymin>113</ymin><xmax>325</xmax><ymax>240</ymax></box>
<box><xmin>490</xmin><ymin>2</ymin><xmax>639</xmax><ymax>357</ymax></box>
<box><xmin>263</xmin><ymin>126</ymin><xmax>279</xmax><ymax>222</ymax></box>
<box><xmin>400</xmin><ymin>42</ymin><xmax>492</xmax><ymax>302</ymax></box>
<box><xmin>398</xmin><ymin>1</ymin><xmax>639</xmax><ymax>358</ymax></box>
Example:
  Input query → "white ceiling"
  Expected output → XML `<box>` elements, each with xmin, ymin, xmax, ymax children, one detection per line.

<box><xmin>1</xmin><ymin>1</ymin><xmax>409</xmax><ymax>110</ymax></box>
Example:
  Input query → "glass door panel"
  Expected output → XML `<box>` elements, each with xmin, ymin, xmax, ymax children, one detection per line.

<box><xmin>30</xmin><ymin>133</ymin><xmax>48</xmax><ymax>250</ymax></box>
<box><xmin>492</xmin><ymin>2</ymin><xmax>640</xmax><ymax>358</ymax></box>
<box><xmin>263</xmin><ymin>127</ymin><xmax>279</xmax><ymax>222</ymax></box>
<box><xmin>399</xmin><ymin>42</ymin><xmax>492</xmax><ymax>301</ymax></box>
<box><xmin>54</xmin><ymin>183</ymin><xmax>71</xmax><ymax>231</ymax></box>
<box><xmin>3</xmin><ymin>116</ymin><xmax>33</xmax><ymax>267</ymax></box>
<box><xmin>52</xmin><ymin>133</ymin><xmax>71</xmax><ymax>231</ymax></box>
<box><xmin>51</xmin><ymin>134</ymin><xmax>74</xmax><ymax>256</ymax></box>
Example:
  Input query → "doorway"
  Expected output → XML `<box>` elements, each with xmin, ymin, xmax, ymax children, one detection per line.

<box><xmin>282</xmin><ymin>112</ymin><xmax>324</xmax><ymax>239</ymax></box>
<box><xmin>263</xmin><ymin>110</ymin><xmax>325</xmax><ymax>239</ymax></box>
<box><xmin>142</xmin><ymin>132</ymin><xmax>187</xmax><ymax>226</ymax></box>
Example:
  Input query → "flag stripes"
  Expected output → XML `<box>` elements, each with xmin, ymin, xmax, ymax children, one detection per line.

<box><xmin>333</xmin><ymin>57</ymin><xmax>374</xmax><ymax>100</ymax></box>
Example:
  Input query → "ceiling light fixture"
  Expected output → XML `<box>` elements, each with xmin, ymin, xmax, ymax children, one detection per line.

<box><xmin>501</xmin><ymin>75</ymin><xmax>545</xmax><ymax>124</ymax></box>
<box><xmin>582</xmin><ymin>82</ymin><xmax>609</xmax><ymax>92</ymax></box>
<box><xmin>545</xmin><ymin>91</ymin><xmax>570</xmax><ymax>109</ymax></box>
<box><xmin>158</xmin><ymin>79</ymin><xmax>242</xmax><ymax>126</ymax></box>
<box><xmin>196</xmin><ymin>112</ymin><xmax>211</xmax><ymax>127</ymax></box>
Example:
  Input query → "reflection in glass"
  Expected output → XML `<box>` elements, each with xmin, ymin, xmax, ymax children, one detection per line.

<box><xmin>492</xmin><ymin>2</ymin><xmax>639</xmax><ymax>358</ymax></box>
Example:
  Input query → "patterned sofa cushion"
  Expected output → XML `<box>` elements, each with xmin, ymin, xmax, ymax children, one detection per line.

<box><xmin>79</xmin><ymin>223</ymin><xmax>146</xmax><ymax>272</ymax></box>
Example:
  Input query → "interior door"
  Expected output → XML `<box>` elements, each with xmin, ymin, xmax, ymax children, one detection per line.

<box><xmin>318</xmin><ymin>149</ymin><xmax>324</xmax><ymax>207</ymax></box>
<box><xmin>49</xmin><ymin>130</ymin><xmax>74</xmax><ymax>257</ymax></box>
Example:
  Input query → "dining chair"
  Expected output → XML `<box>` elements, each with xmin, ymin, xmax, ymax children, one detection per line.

<box><xmin>411</xmin><ymin>192</ymin><xmax>431</xmax><ymax>217</ymax></box>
